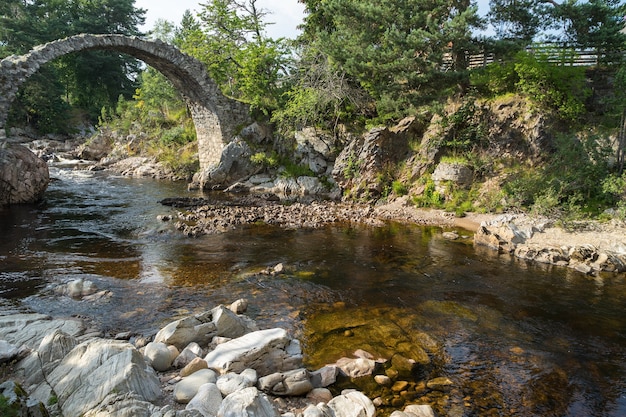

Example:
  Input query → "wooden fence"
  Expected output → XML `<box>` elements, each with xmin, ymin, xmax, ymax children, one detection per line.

<box><xmin>444</xmin><ymin>43</ymin><xmax>623</xmax><ymax>70</ymax></box>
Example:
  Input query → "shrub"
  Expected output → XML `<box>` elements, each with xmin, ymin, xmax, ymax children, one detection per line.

<box><xmin>514</xmin><ymin>51</ymin><xmax>590</xmax><ymax>121</ymax></box>
<box><xmin>250</xmin><ymin>152</ymin><xmax>280</xmax><ymax>169</ymax></box>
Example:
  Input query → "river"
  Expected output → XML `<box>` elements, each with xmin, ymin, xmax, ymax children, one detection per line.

<box><xmin>1</xmin><ymin>167</ymin><xmax>625</xmax><ymax>416</ymax></box>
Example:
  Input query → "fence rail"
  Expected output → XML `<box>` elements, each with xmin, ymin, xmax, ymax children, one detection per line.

<box><xmin>444</xmin><ymin>43</ymin><xmax>624</xmax><ymax>70</ymax></box>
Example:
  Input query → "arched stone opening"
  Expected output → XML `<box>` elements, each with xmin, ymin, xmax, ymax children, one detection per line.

<box><xmin>0</xmin><ymin>34</ymin><xmax>250</xmax><ymax>169</ymax></box>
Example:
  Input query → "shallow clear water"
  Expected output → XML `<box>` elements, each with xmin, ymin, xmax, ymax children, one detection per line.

<box><xmin>1</xmin><ymin>167</ymin><xmax>625</xmax><ymax>416</ymax></box>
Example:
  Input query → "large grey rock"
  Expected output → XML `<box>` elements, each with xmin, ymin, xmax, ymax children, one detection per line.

<box><xmin>144</xmin><ymin>342</ymin><xmax>174</xmax><ymax>371</ymax></box>
<box><xmin>186</xmin><ymin>383</ymin><xmax>223</xmax><ymax>417</ymax></box>
<box><xmin>77</xmin><ymin>133</ymin><xmax>113</xmax><ymax>160</ymax></box>
<box><xmin>431</xmin><ymin>162</ymin><xmax>473</xmax><ymax>188</ymax></box>
<box><xmin>217</xmin><ymin>387</ymin><xmax>280</xmax><ymax>417</ymax></box>
<box><xmin>154</xmin><ymin>306</ymin><xmax>256</xmax><ymax>350</ymax></box>
<box><xmin>0</xmin><ymin>143</ymin><xmax>49</xmax><ymax>206</ymax></box>
<box><xmin>204</xmin><ymin>328</ymin><xmax>302</xmax><ymax>376</ymax></box>
<box><xmin>29</xmin><ymin>338</ymin><xmax>161</xmax><ymax>417</ymax></box>
<box><xmin>258</xmin><ymin>368</ymin><xmax>313</xmax><ymax>396</ymax></box>
<box><xmin>216</xmin><ymin>371</ymin><xmax>256</xmax><ymax>396</ymax></box>
<box><xmin>332</xmin><ymin>123</ymin><xmax>411</xmax><ymax>200</ymax></box>
<box><xmin>19</xmin><ymin>329</ymin><xmax>78</xmax><ymax>386</ymax></box>
<box><xmin>0</xmin><ymin>313</ymin><xmax>85</xmax><ymax>350</ymax></box>
<box><xmin>83</xmin><ymin>392</ymin><xmax>160</xmax><ymax>417</ymax></box>
<box><xmin>328</xmin><ymin>390</ymin><xmax>376</xmax><ymax>417</ymax></box>
<box><xmin>174</xmin><ymin>369</ymin><xmax>219</xmax><ymax>404</ymax></box>
<box><xmin>198</xmin><ymin>138</ymin><xmax>257</xmax><ymax>190</ymax></box>
<box><xmin>211</xmin><ymin>305</ymin><xmax>256</xmax><ymax>339</ymax></box>
<box><xmin>295</xmin><ymin>127</ymin><xmax>336</xmax><ymax>159</ymax></box>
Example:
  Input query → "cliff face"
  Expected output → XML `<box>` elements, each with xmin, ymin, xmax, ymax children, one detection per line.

<box><xmin>331</xmin><ymin>95</ymin><xmax>560</xmax><ymax>204</ymax></box>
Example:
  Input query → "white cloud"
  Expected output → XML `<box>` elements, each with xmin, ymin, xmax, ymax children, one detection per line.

<box><xmin>134</xmin><ymin>0</ymin><xmax>305</xmax><ymax>39</ymax></box>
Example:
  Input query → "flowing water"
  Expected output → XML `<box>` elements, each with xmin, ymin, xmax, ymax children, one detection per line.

<box><xmin>1</xmin><ymin>167</ymin><xmax>626</xmax><ymax>416</ymax></box>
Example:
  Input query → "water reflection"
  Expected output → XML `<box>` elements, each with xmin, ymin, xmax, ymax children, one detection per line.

<box><xmin>0</xmin><ymin>168</ymin><xmax>625</xmax><ymax>416</ymax></box>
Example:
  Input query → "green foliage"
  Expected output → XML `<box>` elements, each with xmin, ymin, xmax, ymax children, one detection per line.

<box><xmin>280</xmin><ymin>160</ymin><xmax>316</xmax><ymax>179</ymax></box>
<box><xmin>301</xmin><ymin>0</ymin><xmax>484</xmax><ymax>122</ymax></box>
<box><xmin>514</xmin><ymin>51</ymin><xmax>590</xmax><ymax>121</ymax></box>
<box><xmin>342</xmin><ymin>153</ymin><xmax>361</xmax><ymax>179</ymax></box>
<box><xmin>470</xmin><ymin>62</ymin><xmax>519</xmax><ymax>97</ymax></box>
<box><xmin>471</xmin><ymin>51</ymin><xmax>590</xmax><ymax>121</ymax></box>
<box><xmin>488</xmin><ymin>0</ymin><xmax>546</xmax><ymax>42</ymax></box>
<box><xmin>601</xmin><ymin>172</ymin><xmax>626</xmax><ymax>200</ymax></box>
<box><xmin>413</xmin><ymin>177</ymin><xmax>444</xmax><ymax>208</ymax></box>
<box><xmin>392</xmin><ymin>180</ymin><xmax>408</xmax><ymax>196</ymax></box>
<box><xmin>550</xmin><ymin>0</ymin><xmax>626</xmax><ymax>66</ymax></box>
<box><xmin>177</xmin><ymin>0</ymin><xmax>292</xmax><ymax>116</ymax></box>
<box><xmin>8</xmin><ymin>67</ymin><xmax>72</xmax><ymax>134</ymax></box>
<box><xmin>250</xmin><ymin>151</ymin><xmax>280</xmax><ymax>168</ymax></box>
<box><xmin>503</xmin><ymin>133</ymin><xmax>616</xmax><ymax>217</ymax></box>
<box><xmin>0</xmin><ymin>395</ymin><xmax>18</xmax><ymax>417</ymax></box>
<box><xmin>438</xmin><ymin>98</ymin><xmax>486</xmax><ymax>154</ymax></box>
<box><xmin>0</xmin><ymin>0</ymin><xmax>146</xmax><ymax>132</ymax></box>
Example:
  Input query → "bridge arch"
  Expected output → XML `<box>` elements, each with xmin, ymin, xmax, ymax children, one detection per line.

<box><xmin>0</xmin><ymin>34</ymin><xmax>250</xmax><ymax>169</ymax></box>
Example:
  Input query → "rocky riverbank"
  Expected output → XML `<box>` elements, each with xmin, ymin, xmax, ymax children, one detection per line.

<box><xmin>0</xmin><ymin>295</ymin><xmax>442</xmax><ymax>417</ymax></box>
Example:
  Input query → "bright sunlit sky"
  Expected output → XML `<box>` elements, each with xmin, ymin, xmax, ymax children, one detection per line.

<box><xmin>134</xmin><ymin>0</ymin><xmax>306</xmax><ymax>39</ymax></box>
<box><xmin>134</xmin><ymin>0</ymin><xmax>493</xmax><ymax>40</ymax></box>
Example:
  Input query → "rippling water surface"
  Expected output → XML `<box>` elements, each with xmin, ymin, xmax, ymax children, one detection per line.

<box><xmin>1</xmin><ymin>167</ymin><xmax>625</xmax><ymax>416</ymax></box>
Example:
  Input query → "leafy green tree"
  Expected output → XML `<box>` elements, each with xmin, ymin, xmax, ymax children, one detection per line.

<box><xmin>177</xmin><ymin>0</ymin><xmax>292</xmax><ymax>116</ymax></box>
<box><xmin>297</xmin><ymin>0</ymin><xmax>484</xmax><ymax>122</ymax></box>
<box><xmin>0</xmin><ymin>0</ymin><xmax>146</xmax><ymax>132</ymax></box>
<box><xmin>545</xmin><ymin>0</ymin><xmax>626</xmax><ymax>65</ymax></box>
<box><xmin>488</xmin><ymin>0</ymin><xmax>548</xmax><ymax>43</ymax></box>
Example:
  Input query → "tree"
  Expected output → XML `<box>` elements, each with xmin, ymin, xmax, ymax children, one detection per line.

<box><xmin>297</xmin><ymin>0</ymin><xmax>484</xmax><ymax>122</ymax></box>
<box><xmin>0</xmin><ymin>0</ymin><xmax>146</xmax><ymax>132</ymax></box>
<box><xmin>488</xmin><ymin>0</ymin><xmax>548</xmax><ymax>43</ymax></box>
<box><xmin>178</xmin><ymin>0</ymin><xmax>292</xmax><ymax>116</ymax></box>
<box><xmin>545</xmin><ymin>0</ymin><xmax>626</xmax><ymax>65</ymax></box>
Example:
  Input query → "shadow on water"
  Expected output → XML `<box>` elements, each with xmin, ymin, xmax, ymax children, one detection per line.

<box><xmin>1</xmin><ymin>168</ymin><xmax>625</xmax><ymax>416</ymax></box>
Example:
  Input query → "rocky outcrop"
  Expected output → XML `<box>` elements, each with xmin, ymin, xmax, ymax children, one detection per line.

<box><xmin>332</xmin><ymin>119</ymin><xmax>414</xmax><ymax>201</ymax></box>
<box><xmin>431</xmin><ymin>161</ymin><xmax>473</xmax><ymax>190</ymax></box>
<box><xmin>474</xmin><ymin>214</ymin><xmax>626</xmax><ymax>274</ymax></box>
<box><xmin>30</xmin><ymin>338</ymin><xmax>162</xmax><ymax>417</ymax></box>
<box><xmin>0</xmin><ymin>143</ymin><xmax>49</xmax><ymax>206</ymax></box>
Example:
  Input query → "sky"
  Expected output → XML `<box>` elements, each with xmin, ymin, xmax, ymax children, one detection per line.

<box><xmin>134</xmin><ymin>0</ymin><xmax>306</xmax><ymax>40</ymax></box>
<box><xmin>134</xmin><ymin>0</ymin><xmax>494</xmax><ymax>40</ymax></box>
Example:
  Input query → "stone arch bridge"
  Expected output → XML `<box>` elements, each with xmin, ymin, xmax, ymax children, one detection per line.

<box><xmin>0</xmin><ymin>33</ymin><xmax>250</xmax><ymax>170</ymax></box>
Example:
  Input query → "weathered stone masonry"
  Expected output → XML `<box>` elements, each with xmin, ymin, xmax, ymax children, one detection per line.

<box><xmin>0</xmin><ymin>34</ymin><xmax>250</xmax><ymax>169</ymax></box>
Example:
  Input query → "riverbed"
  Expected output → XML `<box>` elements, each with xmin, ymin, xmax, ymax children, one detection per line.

<box><xmin>1</xmin><ymin>167</ymin><xmax>625</xmax><ymax>416</ymax></box>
